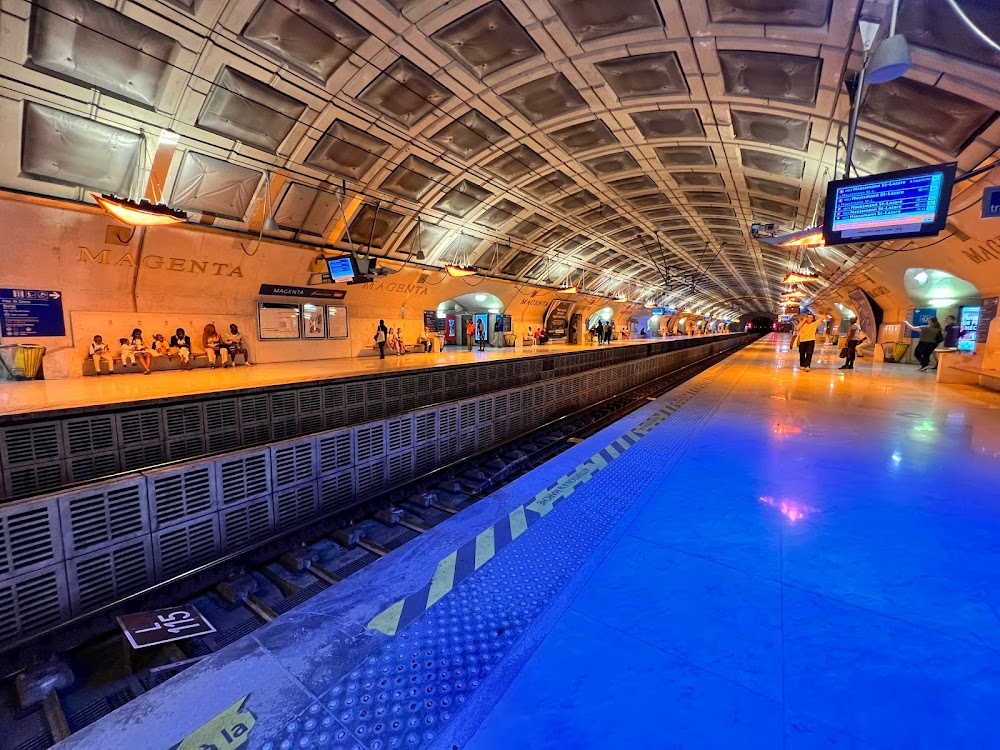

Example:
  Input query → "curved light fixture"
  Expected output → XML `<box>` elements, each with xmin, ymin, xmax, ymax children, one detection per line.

<box><xmin>781</xmin><ymin>289</ymin><xmax>807</xmax><ymax>300</ymax></box>
<box><xmin>445</xmin><ymin>264</ymin><xmax>477</xmax><ymax>277</ymax></box>
<box><xmin>558</xmin><ymin>285</ymin><xmax>578</xmax><ymax>294</ymax></box>
<box><xmin>782</xmin><ymin>270</ymin><xmax>820</xmax><ymax>284</ymax></box>
<box><xmin>93</xmin><ymin>194</ymin><xmax>187</xmax><ymax>227</ymax></box>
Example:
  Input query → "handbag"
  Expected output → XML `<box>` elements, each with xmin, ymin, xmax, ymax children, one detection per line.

<box><xmin>839</xmin><ymin>346</ymin><xmax>849</xmax><ymax>358</ymax></box>
<box><xmin>789</xmin><ymin>334</ymin><xmax>799</xmax><ymax>350</ymax></box>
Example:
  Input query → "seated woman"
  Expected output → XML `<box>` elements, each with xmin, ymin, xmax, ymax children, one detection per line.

<box><xmin>203</xmin><ymin>323</ymin><xmax>230</xmax><ymax>369</ymax></box>
<box><xmin>227</xmin><ymin>324</ymin><xmax>253</xmax><ymax>366</ymax></box>
<box><xmin>621</xmin><ymin>327</ymin><xmax>631</xmax><ymax>340</ymax></box>
<box><xmin>130</xmin><ymin>328</ymin><xmax>153</xmax><ymax>375</ymax></box>
<box><xmin>418</xmin><ymin>327</ymin><xmax>432</xmax><ymax>353</ymax></box>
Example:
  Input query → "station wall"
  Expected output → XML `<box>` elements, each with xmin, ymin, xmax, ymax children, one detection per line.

<box><xmin>0</xmin><ymin>193</ymin><xmax>653</xmax><ymax>378</ymax></box>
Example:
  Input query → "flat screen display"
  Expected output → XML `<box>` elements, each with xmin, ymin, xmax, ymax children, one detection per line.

<box><xmin>822</xmin><ymin>163</ymin><xmax>957</xmax><ymax>245</ymax></box>
<box><xmin>326</xmin><ymin>255</ymin><xmax>356</xmax><ymax>282</ymax></box>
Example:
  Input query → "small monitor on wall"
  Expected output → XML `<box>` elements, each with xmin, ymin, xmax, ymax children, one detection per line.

<box><xmin>822</xmin><ymin>163</ymin><xmax>957</xmax><ymax>245</ymax></box>
<box><xmin>326</xmin><ymin>255</ymin><xmax>356</xmax><ymax>282</ymax></box>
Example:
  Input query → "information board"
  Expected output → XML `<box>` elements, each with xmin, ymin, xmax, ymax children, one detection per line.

<box><xmin>302</xmin><ymin>303</ymin><xmax>326</xmax><ymax>338</ymax></box>
<box><xmin>0</xmin><ymin>288</ymin><xmax>65</xmax><ymax>337</ymax></box>
<box><xmin>824</xmin><ymin>163</ymin><xmax>956</xmax><ymax>244</ymax></box>
<box><xmin>258</xmin><ymin>302</ymin><xmax>300</xmax><ymax>340</ymax></box>
<box><xmin>959</xmin><ymin>306</ymin><xmax>980</xmax><ymax>352</ymax></box>
<box><xmin>978</xmin><ymin>297</ymin><xmax>998</xmax><ymax>344</ymax></box>
<box><xmin>326</xmin><ymin>305</ymin><xmax>349</xmax><ymax>338</ymax></box>
<box><xmin>423</xmin><ymin>310</ymin><xmax>446</xmax><ymax>334</ymax></box>
<box><xmin>544</xmin><ymin>300</ymin><xmax>576</xmax><ymax>340</ymax></box>
<box><xmin>910</xmin><ymin>307</ymin><xmax>936</xmax><ymax>339</ymax></box>
<box><xmin>117</xmin><ymin>605</ymin><xmax>216</xmax><ymax>649</ymax></box>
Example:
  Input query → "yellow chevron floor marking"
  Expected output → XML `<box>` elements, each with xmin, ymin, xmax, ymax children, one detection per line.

<box><xmin>367</xmin><ymin>598</ymin><xmax>405</xmax><ymax>637</ymax></box>
<box><xmin>509</xmin><ymin>506</ymin><xmax>528</xmax><ymax>539</ymax></box>
<box><xmin>367</xmin><ymin>368</ymin><xmax>728</xmax><ymax>635</ymax></box>
<box><xmin>475</xmin><ymin>527</ymin><xmax>495</xmax><ymax>570</ymax></box>
<box><xmin>427</xmin><ymin>551</ymin><xmax>457</xmax><ymax>608</ymax></box>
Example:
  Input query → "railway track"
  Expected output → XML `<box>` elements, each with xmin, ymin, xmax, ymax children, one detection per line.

<box><xmin>0</xmin><ymin>341</ymin><xmax>749</xmax><ymax>750</ymax></box>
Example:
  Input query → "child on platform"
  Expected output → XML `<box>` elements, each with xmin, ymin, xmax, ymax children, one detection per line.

<box><xmin>89</xmin><ymin>335</ymin><xmax>114</xmax><ymax>375</ymax></box>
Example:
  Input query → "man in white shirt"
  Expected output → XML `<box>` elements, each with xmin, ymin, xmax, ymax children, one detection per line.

<box><xmin>795</xmin><ymin>314</ymin><xmax>828</xmax><ymax>371</ymax></box>
<box><xmin>89</xmin><ymin>335</ymin><xmax>113</xmax><ymax>375</ymax></box>
<box><xmin>840</xmin><ymin>318</ymin><xmax>863</xmax><ymax>370</ymax></box>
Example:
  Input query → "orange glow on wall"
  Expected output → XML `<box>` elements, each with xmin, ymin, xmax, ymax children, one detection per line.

<box><xmin>93</xmin><ymin>194</ymin><xmax>187</xmax><ymax>227</ymax></box>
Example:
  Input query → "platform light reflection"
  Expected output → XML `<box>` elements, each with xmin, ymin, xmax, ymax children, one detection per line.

<box><xmin>759</xmin><ymin>496</ymin><xmax>817</xmax><ymax>523</ymax></box>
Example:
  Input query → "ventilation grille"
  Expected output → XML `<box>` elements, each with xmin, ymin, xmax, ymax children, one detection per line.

<box><xmin>477</xmin><ymin>398</ymin><xmax>493</xmax><ymax>424</ymax></box>
<box><xmin>164</xmin><ymin>404</ymin><xmax>204</xmax><ymax>437</ymax></box>
<box><xmin>1</xmin><ymin>423</ymin><xmax>62</xmax><ymax>465</ymax></box>
<box><xmin>63</xmin><ymin>482</ymin><xmax>147</xmax><ymax>555</ymax></box>
<box><xmin>318</xmin><ymin>431</ymin><xmax>353</xmax><ymax>474</ymax></box>
<box><xmin>0</xmin><ymin>502</ymin><xmax>60</xmax><ymax>578</ymax></box>
<box><xmin>272</xmin><ymin>441</ymin><xmax>315</xmax><ymax>488</ymax></box>
<box><xmin>387</xmin><ymin>417</ymin><xmax>413</xmax><ymax>454</ymax></box>
<box><xmin>415</xmin><ymin>442</ymin><xmax>437</xmax><ymax>474</ymax></box>
<box><xmin>64</xmin><ymin>416</ymin><xmax>116</xmax><ymax>455</ymax></box>
<box><xmin>298</xmin><ymin>388</ymin><xmax>322</xmax><ymax>433</ymax></box>
<box><xmin>387</xmin><ymin>452</ymin><xmax>413</xmax><ymax>483</ymax></box>
<box><xmin>149</xmin><ymin>465</ymin><xmax>215</xmax><ymax>529</ymax></box>
<box><xmin>273</xmin><ymin>482</ymin><xmax>318</xmax><ymax>531</ymax></box>
<box><xmin>66</xmin><ymin>453</ymin><xmax>120</xmax><ymax>483</ymax></box>
<box><xmin>121</xmin><ymin>441</ymin><xmax>166</xmax><ymax>471</ymax></box>
<box><xmin>0</xmin><ymin>567</ymin><xmax>69</xmax><ymax>642</ymax></box>
<box><xmin>217</xmin><ymin>452</ymin><xmax>270</xmax><ymax>505</ymax></box>
<box><xmin>166</xmin><ymin>434</ymin><xmax>205</xmax><ymax>461</ymax></box>
<box><xmin>355</xmin><ymin>424</ymin><xmax>386</xmax><ymax>463</ymax></box>
<box><xmin>318</xmin><ymin>471</ymin><xmax>354</xmax><ymax>513</ymax></box>
<box><xmin>323</xmin><ymin>383</ymin><xmax>345</xmax><ymax>410</ymax></box>
<box><xmin>4</xmin><ymin>463</ymin><xmax>64</xmax><ymax>498</ymax></box>
<box><xmin>270</xmin><ymin>392</ymin><xmax>297</xmax><ymax>420</ymax></box>
<box><xmin>205</xmin><ymin>400</ymin><xmax>238</xmax><ymax>432</ymax></box>
<box><xmin>345</xmin><ymin>382</ymin><xmax>365</xmax><ymax>423</ymax></box>
<box><xmin>414</xmin><ymin>412</ymin><xmax>437</xmax><ymax>443</ymax></box>
<box><xmin>220</xmin><ymin>499</ymin><xmax>272</xmax><ymax>552</ymax></box>
<box><xmin>460</xmin><ymin>402</ymin><xmax>476</xmax><ymax>430</ymax></box>
<box><xmin>494</xmin><ymin>394</ymin><xmax>508</xmax><ymax>420</ymax></box>
<box><xmin>239</xmin><ymin>394</ymin><xmax>270</xmax><ymax>426</ymax></box>
<box><xmin>155</xmin><ymin>516</ymin><xmax>219</xmax><ymax>579</ymax></box>
<box><xmin>69</xmin><ymin>538</ymin><xmax>153</xmax><ymax>613</ymax></box>
<box><xmin>356</xmin><ymin>460</ymin><xmax>386</xmax><ymax>499</ymax></box>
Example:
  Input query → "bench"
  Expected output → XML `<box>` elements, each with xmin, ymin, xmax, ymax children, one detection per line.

<box><xmin>83</xmin><ymin>351</ymin><xmax>249</xmax><ymax>376</ymax></box>
<box><xmin>358</xmin><ymin>340</ymin><xmax>437</xmax><ymax>357</ymax></box>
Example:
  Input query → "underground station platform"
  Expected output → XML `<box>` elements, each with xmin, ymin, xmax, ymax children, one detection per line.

<box><xmin>3</xmin><ymin>334</ymin><xmax>999</xmax><ymax>750</ymax></box>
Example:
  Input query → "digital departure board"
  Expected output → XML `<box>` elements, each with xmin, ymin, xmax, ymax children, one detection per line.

<box><xmin>326</xmin><ymin>255</ymin><xmax>356</xmax><ymax>282</ymax></box>
<box><xmin>822</xmin><ymin>163</ymin><xmax>957</xmax><ymax>245</ymax></box>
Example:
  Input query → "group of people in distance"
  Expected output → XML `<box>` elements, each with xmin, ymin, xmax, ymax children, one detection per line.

<box><xmin>590</xmin><ymin>320</ymin><xmax>615</xmax><ymax>345</ymax></box>
<box><xmin>88</xmin><ymin>323</ymin><xmax>251</xmax><ymax>375</ymax></box>
<box><xmin>373</xmin><ymin>320</ymin><xmax>436</xmax><ymax>358</ymax></box>
<box><xmin>903</xmin><ymin>314</ymin><xmax>969</xmax><ymax>371</ymax></box>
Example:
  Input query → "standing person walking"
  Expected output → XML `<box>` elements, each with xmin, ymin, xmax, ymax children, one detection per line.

<box><xmin>466</xmin><ymin>319</ymin><xmax>475</xmax><ymax>351</ymax></box>
<box><xmin>903</xmin><ymin>317</ymin><xmax>943</xmax><ymax>371</ymax></box>
<box><xmin>374</xmin><ymin>320</ymin><xmax>388</xmax><ymax>359</ymax></box>
<box><xmin>794</xmin><ymin>314</ymin><xmax>827</xmax><ymax>372</ymax></box>
<box><xmin>839</xmin><ymin>317</ymin><xmax>864</xmax><ymax>370</ymax></box>
<box><xmin>476</xmin><ymin>319</ymin><xmax>486</xmax><ymax>352</ymax></box>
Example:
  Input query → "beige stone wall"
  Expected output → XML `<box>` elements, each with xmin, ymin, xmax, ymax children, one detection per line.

<box><xmin>0</xmin><ymin>193</ymin><xmax>649</xmax><ymax>377</ymax></box>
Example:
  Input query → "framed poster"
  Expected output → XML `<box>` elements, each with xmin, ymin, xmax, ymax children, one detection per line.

<box><xmin>327</xmin><ymin>305</ymin><xmax>349</xmax><ymax>339</ymax></box>
<box><xmin>302</xmin><ymin>303</ymin><xmax>326</xmax><ymax>339</ymax></box>
<box><xmin>258</xmin><ymin>303</ymin><xmax>300</xmax><ymax>340</ymax></box>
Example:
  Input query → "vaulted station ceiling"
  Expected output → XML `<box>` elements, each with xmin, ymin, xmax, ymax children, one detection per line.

<box><xmin>1</xmin><ymin>0</ymin><xmax>998</xmax><ymax>316</ymax></box>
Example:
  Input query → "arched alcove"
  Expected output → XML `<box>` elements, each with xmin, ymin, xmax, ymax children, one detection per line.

<box><xmin>586</xmin><ymin>306</ymin><xmax>614</xmax><ymax>329</ymax></box>
<box><xmin>438</xmin><ymin>292</ymin><xmax>505</xmax><ymax>314</ymax></box>
<box><xmin>903</xmin><ymin>268</ymin><xmax>980</xmax><ymax>306</ymax></box>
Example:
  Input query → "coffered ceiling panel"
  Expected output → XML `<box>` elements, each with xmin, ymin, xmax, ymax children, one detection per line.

<box><xmin>501</xmin><ymin>72</ymin><xmax>588</xmax><ymax>124</ymax></box>
<box><xmin>548</xmin><ymin>0</ymin><xmax>664</xmax><ymax>43</ymax></box>
<box><xmin>242</xmin><ymin>0</ymin><xmax>369</xmax><ymax>81</ymax></box>
<box><xmin>718</xmin><ymin>50</ymin><xmax>822</xmax><ymax>105</ymax></box>
<box><xmin>430</xmin><ymin>110</ymin><xmax>508</xmax><ymax>160</ymax></box>
<box><xmin>548</xmin><ymin>120</ymin><xmax>619</xmax><ymax>154</ymax></box>
<box><xmin>358</xmin><ymin>58</ymin><xmax>453</xmax><ymax>128</ymax></box>
<box><xmin>30</xmin><ymin>0</ymin><xmax>176</xmax><ymax>106</ymax></box>
<box><xmin>595</xmin><ymin>53</ymin><xmax>688</xmax><ymax>100</ymax></box>
<box><xmin>7</xmin><ymin>0</ymin><xmax>1000</xmax><ymax>317</ymax></box>
<box><xmin>432</xmin><ymin>1</ymin><xmax>541</xmax><ymax>78</ymax></box>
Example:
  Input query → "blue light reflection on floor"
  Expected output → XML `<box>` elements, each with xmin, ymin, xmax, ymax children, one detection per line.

<box><xmin>465</xmin><ymin>341</ymin><xmax>1000</xmax><ymax>750</ymax></box>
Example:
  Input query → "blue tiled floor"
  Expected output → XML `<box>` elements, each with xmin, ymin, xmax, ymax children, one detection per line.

<box><xmin>464</xmin><ymin>339</ymin><xmax>1000</xmax><ymax>750</ymax></box>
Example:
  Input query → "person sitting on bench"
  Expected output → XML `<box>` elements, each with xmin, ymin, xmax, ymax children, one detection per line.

<box><xmin>89</xmin><ymin>335</ymin><xmax>114</xmax><ymax>375</ymax></box>
<box><xmin>169</xmin><ymin>328</ymin><xmax>193</xmax><ymax>368</ymax></box>
<box><xmin>203</xmin><ymin>323</ymin><xmax>229</xmax><ymax>369</ymax></box>
<box><xmin>227</xmin><ymin>324</ymin><xmax>253</xmax><ymax>366</ymax></box>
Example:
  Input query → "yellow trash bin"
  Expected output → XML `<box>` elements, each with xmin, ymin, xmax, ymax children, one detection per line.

<box><xmin>14</xmin><ymin>344</ymin><xmax>46</xmax><ymax>379</ymax></box>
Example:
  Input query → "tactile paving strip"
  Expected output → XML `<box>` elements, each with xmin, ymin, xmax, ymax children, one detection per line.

<box><xmin>310</xmin><ymin>357</ymin><xmax>748</xmax><ymax>750</ymax></box>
